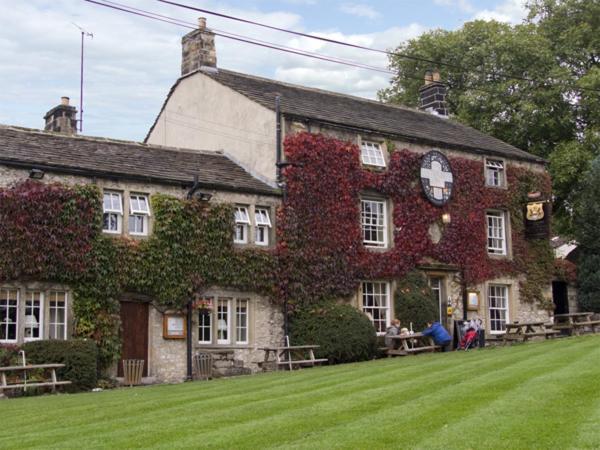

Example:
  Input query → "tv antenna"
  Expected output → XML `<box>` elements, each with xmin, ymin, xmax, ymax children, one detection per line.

<box><xmin>72</xmin><ymin>23</ymin><xmax>93</xmax><ymax>132</ymax></box>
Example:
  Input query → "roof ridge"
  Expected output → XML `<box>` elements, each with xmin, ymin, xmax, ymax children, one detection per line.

<box><xmin>215</xmin><ymin>68</ymin><xmax>441</xmax><ymax>118</ymax></box>
<box><xmin>0</xmin><ymin>124</ymin><xmax>226</xmax><ymax>158</ymax></box>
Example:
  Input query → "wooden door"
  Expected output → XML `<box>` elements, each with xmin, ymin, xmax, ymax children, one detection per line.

<box><xmin>118</xmin><ymin>301</ymin><xmax>149</xmax><ymax>377</ymax></box>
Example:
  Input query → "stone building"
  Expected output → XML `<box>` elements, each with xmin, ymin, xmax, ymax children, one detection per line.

<box><xmin>0</xmin><ymin>118</ymin><xmax>282</xmax><ymax>383</ymax></box>
<box><xmin>145</xmin><ymin>18</ymin><xmax>556</xmax><ymax>340</ymax></box>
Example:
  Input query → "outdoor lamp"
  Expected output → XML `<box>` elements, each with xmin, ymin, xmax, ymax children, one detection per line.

<box><xmin>29</xmin><ymin>168</ymin><xmax>45</xmax><ymax>179</ymax></box>
<box><xmin>442</xmin><ymin>213</ymin><xmax>451</xmax><ymax>224</ymax></box>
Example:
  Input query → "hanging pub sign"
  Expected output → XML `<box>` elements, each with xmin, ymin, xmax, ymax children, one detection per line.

<box><xmin>420</xmin><ymin>150</ymin><xmax>454</xmax><ymax>206</ymax></box>
<box><xmin>525</xmin><ymin>192</ymin><xmax>550</xmax><ymax>239</ymax></box>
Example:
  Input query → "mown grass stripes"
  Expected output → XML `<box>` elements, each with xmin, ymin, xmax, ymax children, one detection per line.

<box><xmin>0</xmin><ymin>335</ymin><xmax>598</xmax><ymax>449</ymax></box>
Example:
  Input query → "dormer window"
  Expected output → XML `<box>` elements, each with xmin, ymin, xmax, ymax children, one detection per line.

<box><xmin>254</xmin><ymin>208</ymin><xmax>272</xmax><ymax>246</ymax></box>
<box><xmin>486</xmin><ymin>159</ymin><xmax>505</xmax><ymax>187</ymax></box>
<box><xmin>234</xmin><ymin>206</ymin><xmax>251</xmax><ymax>244</ymax></box>
<box><xmin>103</xmin><ymin>191</ymin><xmax>123</xmax><ymax>234</ymax></box>
<box><xmin>360</xmin><ymin>141</ymin><xmax>386</xmax><ymax>167</ymax></box>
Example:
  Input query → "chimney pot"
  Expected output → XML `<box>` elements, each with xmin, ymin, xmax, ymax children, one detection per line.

<box><xmin>61</xmin><ymin>96</ymin><xmax>70</xmax><ymax>106</ymax></box>
<box><xmin>424</xmin><ymin>70</ymin><xmax>433</xmax><ymax>85</ymax></box>
<box><xmin>198</xmin><ymin>17</ymin><xmax>206</xmax><ymax>30</ymax></box>
<box><xmin>44</xmin><ymin>97</ymin><xmax>77</xmax><ymax>135</ymax></box>
<box><xmin>432</xmin><ymin>70</ymin><xmax>441</xmax><ymax>82</ymax></box>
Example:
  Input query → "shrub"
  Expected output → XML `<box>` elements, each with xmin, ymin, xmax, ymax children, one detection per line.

<box><xmin>0</xmin><ymin>344</ymin><xmax>21</xmax><ymax>367</ymax></box>
<box><xmin>394</xmin><ymin>271</ymin><xmax>439</xmax><ymax>331</ymax></box>
<box><xmin>22</xmin><ymin>339</ymin><xmax>98</xmax><ymax>391</ymax></box>
<box><xmin>289</xmin><ymin>302</ymin><xmax>377</xmax><ymax>364</ymax></box>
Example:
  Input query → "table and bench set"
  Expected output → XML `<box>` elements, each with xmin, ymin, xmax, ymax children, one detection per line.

<box><xmin>0</xmin><ymin>363</ymin><xmax>71</xmax><ymax>398</ymax></box>
<box><xmin>497</xmin><ymin>312</ymin><xmax>600</xmax><ymax>344</ymax></box>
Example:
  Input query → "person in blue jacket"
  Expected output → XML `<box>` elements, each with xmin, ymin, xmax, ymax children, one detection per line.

<box><xmin>422</xmin><ymin>321</ymin><xmax>452</xmax><ymax>351</ymax></box>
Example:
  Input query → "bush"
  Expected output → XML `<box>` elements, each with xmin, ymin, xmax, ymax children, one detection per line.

<box><xmin>22</xmin><ymin>339</ymin><xmax>98</xmax><ymax>392</ymax></box>
<box><xmin>394</xmin><ymin>271</ymin><xmax>439</xmax><ymax>331</ymax></box>
<box><xmin>0</xmin><ymin>344</ymin><xmax>21</xmax><ymax>367</ymax></box>
<box><xmin>289</xmin><ymin>302</ymin><xmax>377</xmax><ymax>364</ymax></box>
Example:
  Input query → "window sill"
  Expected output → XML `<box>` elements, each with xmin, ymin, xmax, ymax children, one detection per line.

<box><xmin>487</xmin><ymin>252</ymin><xmax>511</xmax><ymax>260</ymax></box>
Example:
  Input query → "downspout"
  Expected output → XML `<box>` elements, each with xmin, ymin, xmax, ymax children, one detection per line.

<box><xmin>275</xmin><ymin>94</ymin><xmax>289</xmax><ymax>339</ymax></box>
<box><xmin>275</xmin><ymin>95</ymin><xmax>282</xmax><ymax>185</ymax></box>
<box><xmin>185</xmin><ymin>175</ymin><xmax>198</xmax><ymax>381</ymax></box>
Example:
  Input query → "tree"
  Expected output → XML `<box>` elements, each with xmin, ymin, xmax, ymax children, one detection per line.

<box><xmin>379</xmin><ymin>0</ymin><xmax>600</xmax><ymax>236</ymax></box>
<box><xmin>574</xmin><ymin>157</ymin><xmax>600</xmax><ymax>312</ymax></box>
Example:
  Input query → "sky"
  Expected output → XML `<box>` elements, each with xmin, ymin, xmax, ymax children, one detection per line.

<box><xmin>0</xmin><ymin>0</ymin><xmax>530</xmax><ymax>141</ymax></box>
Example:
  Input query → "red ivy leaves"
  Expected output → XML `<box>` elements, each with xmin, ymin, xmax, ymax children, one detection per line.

<box><xmin>279</xmin><ymin>132</ymin><xmax>552</xmax><ymax>305</ymax></box>
<box><xmin>0</xmin><ymin>180</ymin><xmax>101</xmax><ymax>282</ymax></box>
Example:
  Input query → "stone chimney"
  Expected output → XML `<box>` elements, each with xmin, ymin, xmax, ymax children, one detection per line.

<box><xmin>181</xmin><ymin>17</ymin><xmax>217</xmax><ymax>76</ymax></box>
<box><xmin>418</xmin><ymin>70</ymin><xmax>448</xmax><ymax>117</ymax></box>
<box><xmin>44</xmin><ymin>96</ymin><xmax>78</xmax><ymax>135</ymax></box>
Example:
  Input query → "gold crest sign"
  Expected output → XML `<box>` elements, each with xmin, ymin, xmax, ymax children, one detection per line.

<box><xmin>526</xmin><ymin>202</ymin><xmax>545</xmax><ymax>221</ymax></box>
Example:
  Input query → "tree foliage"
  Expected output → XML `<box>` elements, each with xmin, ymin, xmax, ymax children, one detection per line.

<box><xmin>379</xmin><ymin>0</ymin><xmax>600</xmax><ymax>236</ymax></box>
<box><xmin>574</xmin><ymin>157</ymin><xmax>600</xmax><ymax>312</ymax></box>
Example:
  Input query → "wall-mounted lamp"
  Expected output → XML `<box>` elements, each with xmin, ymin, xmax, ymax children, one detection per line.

<box><xmin>442</xmin><ymin>213</ymin><xmax>451</xmax><ymax>224</ymax></box>
<box><xmin>29</xmin><ymin>168</ymin><xmax>45</xmax><ymax>179</ymax></box>
<box><xmin>194</xmin><ymin>192</ymin><xmax>212</xmax><ymax>202</ymax></box>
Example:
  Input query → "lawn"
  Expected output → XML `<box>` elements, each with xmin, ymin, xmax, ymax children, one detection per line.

<box><xmin>1</xmin><ymin>335</ymin><xmax>599</xmax><ymax>449</ymax></box>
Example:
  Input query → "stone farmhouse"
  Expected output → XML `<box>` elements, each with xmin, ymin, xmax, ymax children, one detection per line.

<box><xmin>145</xmin><ymin>20</ymin><xmax>558</xmax><ymax>341</ymax></box>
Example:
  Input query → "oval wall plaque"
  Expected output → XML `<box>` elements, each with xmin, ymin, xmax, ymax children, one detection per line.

<box><xmin>420</xmin><ymin>150</ymin><xmax>454</xmax><ymax>206</ymax></box>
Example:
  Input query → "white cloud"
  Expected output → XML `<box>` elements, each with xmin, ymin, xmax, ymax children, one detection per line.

<box><xmin>473</xmin><ymin>0</ymin><xmax>528</xmax><ymax>24</ymax></box>
<box><xmin>340</xmin><ymin>3</ymin><xmax>381</xmax><ymax>19</ymax></box>
<box><xmin>433</xmin><ymin>0</ymin><xmax>474</xmax><ymax>13</ymax></box>
<box><xmin>0</xmin><ymin>0</ymin><xmax>425</xmax><ymax>140</ymax></box>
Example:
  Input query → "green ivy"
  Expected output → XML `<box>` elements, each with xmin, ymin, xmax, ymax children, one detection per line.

<box><xmin>0</xmin><ymin>182</ymin><xmax>276</xmax><ymax>370</ymax></box>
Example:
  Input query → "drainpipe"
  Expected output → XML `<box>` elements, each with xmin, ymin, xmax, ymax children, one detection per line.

<box><xmin>186</xmin><ymin>300</ymin><xmax>193</xmax><ymax>380</ymax></box>
<box><xmin>275</xmin><ymin>95</ymin><xmax>282</xmax><ymax>186</ymax></box>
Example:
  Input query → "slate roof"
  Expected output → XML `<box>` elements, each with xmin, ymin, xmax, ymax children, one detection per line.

<box><xmin>147</xmin><ymin>68</ymin><xmax>544</xmax><ymax>164</ymax></box>
<box><xmin>0</xmin><ymin>125</ymin><xmax>279</xmax><ymax>196</ymax></box>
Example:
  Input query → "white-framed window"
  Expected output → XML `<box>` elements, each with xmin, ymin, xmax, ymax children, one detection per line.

<box><xmin>360</xmin><ymin>141</ymin><xmax>386</xmax><ymax>167</ymax></box>
<box><xmin>198</xmin><ymin>308</ymin><xmax>212</xmax><ymax>344</ymax></box>
<box><xmin>198</xmin><ymin>297</ymin><xmax>251</xmax><ymax>345</ymax></box>
<box><xmin>361</xmin><ymin>282</ymin><xmax>390</xmax><ymax>335</ymax></box>
<box><xmin>254</xmin><ymin>208</ymin><xmax>272</xmax><ymax>246</ymax></box>
<box><xmin>486</xmin><ymin>159</ymin><xmax>505</xmax><ymax>187</ymax></box>
<box><xmin>0</xmin><ymin>289</ymin><xmax>19</xmax><ymax>343</ymax></box>
<box><xmin>488</xmin><ymin>285</ymin><xmax>509</xmax><ymax>333</ymax></box>
<box><xmin>236</xmin><ymin>299</ymin><xmax>249</xmax><ymax>344</ymax></box>
<box><xmin>48</xmin><ymin>291</ymin><xmax>67</xmax><ymax>340</ymax></box>
<box><xmin>129</xmin><ymin>194</ymin><xmax>150</xmax><ymax>236</ymax></box>
<box><xmin>361</xmin><ymin>199</ymin><xmax>388</xmax><ymax>248</ymax></box>
<box><xmin>216</xmin><ymin>298</ymin><xmax>231</xmax><ymax>344</ymax></box>
<box><xmin>24</xmin><ymin>291</ymin><xmax>43</xmax><ymax>341</ymax></box>
<box><xmin>234</xmin><ymin>206</ymin><xmax>251</xmax><ymax>244</ymax></box>
<box><xmin>429</xmin><ymin>277</ymin><xmax>443</xmax><ymax>323</ymax></box>
<box><xmin>487</xmin><ymin>210</ymin><xmax>507</xmax><ymax>255</ymax></box>
<box><xmin>103</xmin><ymin>191</ymin><xmax>123</xmax><ymax>234</ymax></box>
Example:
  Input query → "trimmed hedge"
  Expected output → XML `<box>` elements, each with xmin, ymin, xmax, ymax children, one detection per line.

<box><xmin>394</xmin><ymin>271</ymin><xmax>439</xmax><ymax>331</ymax></box>
<box><xmin>289</xmin><ymin>302</ymin><xmax>377</xmax><ymax>364</ymax></box>
<box><xmin>22</xmin><ymin>339</ymin><xmax>98</xmax><ymax>392</ymax></box>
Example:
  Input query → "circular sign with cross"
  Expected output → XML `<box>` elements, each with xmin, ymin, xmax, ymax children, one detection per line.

<box><xmin>420</xmin><ymin>150</ymin><xmax>454</xmax><ymax>206</ymax></box>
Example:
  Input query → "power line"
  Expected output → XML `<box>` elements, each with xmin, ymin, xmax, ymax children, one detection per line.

<box><xmin>84</xmin><ymin>0</ymin><xmax>506</xmax><ymax>96</ymax></box>
<box><xmin>155</xmin><ymin>0</ymin><xmax>600</xmax><ymax>94</ymax></box>
<box><xmin>84</xmin><ymin>0</ymin><xmax>396</xmax><ymax>76</ymax></box>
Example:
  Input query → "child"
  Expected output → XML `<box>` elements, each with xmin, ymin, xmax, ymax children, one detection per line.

<box><xmin>384</xmin><ymin>319</ymin><xmax>401</xmax><ymax>348</ymax></box>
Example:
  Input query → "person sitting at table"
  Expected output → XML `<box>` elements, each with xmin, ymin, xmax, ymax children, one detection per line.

<box><xmin>384</xmin><ymin>319</ymin><xmax>401</xmax><ymax>348</ymax></box>
<box><xmin>422</xmin><ymin>321</ymin><xmax>452</xmax><ymax>352</ymax></box>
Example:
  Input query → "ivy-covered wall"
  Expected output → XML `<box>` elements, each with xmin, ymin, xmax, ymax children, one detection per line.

<box><xmin>0</xmin><ymin>132</ymin><xmax>555</xmax><ymax>367</ymax></box>
<box><xmin>0</xmin><ymin>180</ymin><xmax>276</xmax><ymax>369</ymax></box>
<box><xmin>278</xmin><ymin>132</ymin><xmax>554</xmax><ymax>310</ymax></box>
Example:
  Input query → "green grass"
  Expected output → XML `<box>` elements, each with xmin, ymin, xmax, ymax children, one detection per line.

<box><xmin>1</xmin><ymin>335</ymin><xmax>599</xmax><ymax>449</ymax></box>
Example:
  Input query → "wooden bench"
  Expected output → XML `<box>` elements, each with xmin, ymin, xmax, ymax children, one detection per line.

<box><xmin>553</xmin><ymin>313</ymin><xmax>600</xmax><ymax>335</ymax></box>
<box><xmin>0</xmin><ymin>364</ymin><xmax>71</xmax><ymax>396</ymax></box>
<box><xmin>386</xmin><ymin>333</ymin><xmax>441</xmax><ymax>356</ymax></box>
<box><xmin>501</xmin><ymin>321</ymin><xmax>558</xmax><ymax>344</ymax></box>
<box><xmin>259</xmin><ymin>345</ymin><xmax>327</xmax><ymax>371</ymax></box>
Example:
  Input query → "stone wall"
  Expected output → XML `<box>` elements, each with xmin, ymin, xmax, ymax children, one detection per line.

<box><xmin>148</xmin><ymin>306</ymin><xmax>187</xmax><ymax>383</ymax></box>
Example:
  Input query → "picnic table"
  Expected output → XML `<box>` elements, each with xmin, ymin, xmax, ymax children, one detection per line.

<box><xmin>553</xmin><ymin>312</ymin><xmax>600</xmax><ymax>335</ymax></box>
<box><xmin>386</xmin><ymin>332</ymin><xmax>440</xmax><ymax>356</ymax></box>
<box><xmin>259</xmin><ymin>345</ymin><xmax>327</xmax><ymax>371</ymax></box>
<box><xmin>500</xmin><ymin>321</ymin><xmax>560</xmax><ymax>344</ymax></box>
<box><xmin>0</xmin><ymin>364</ymin><xmax>71</xmax><ymax>396</ymax></box>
